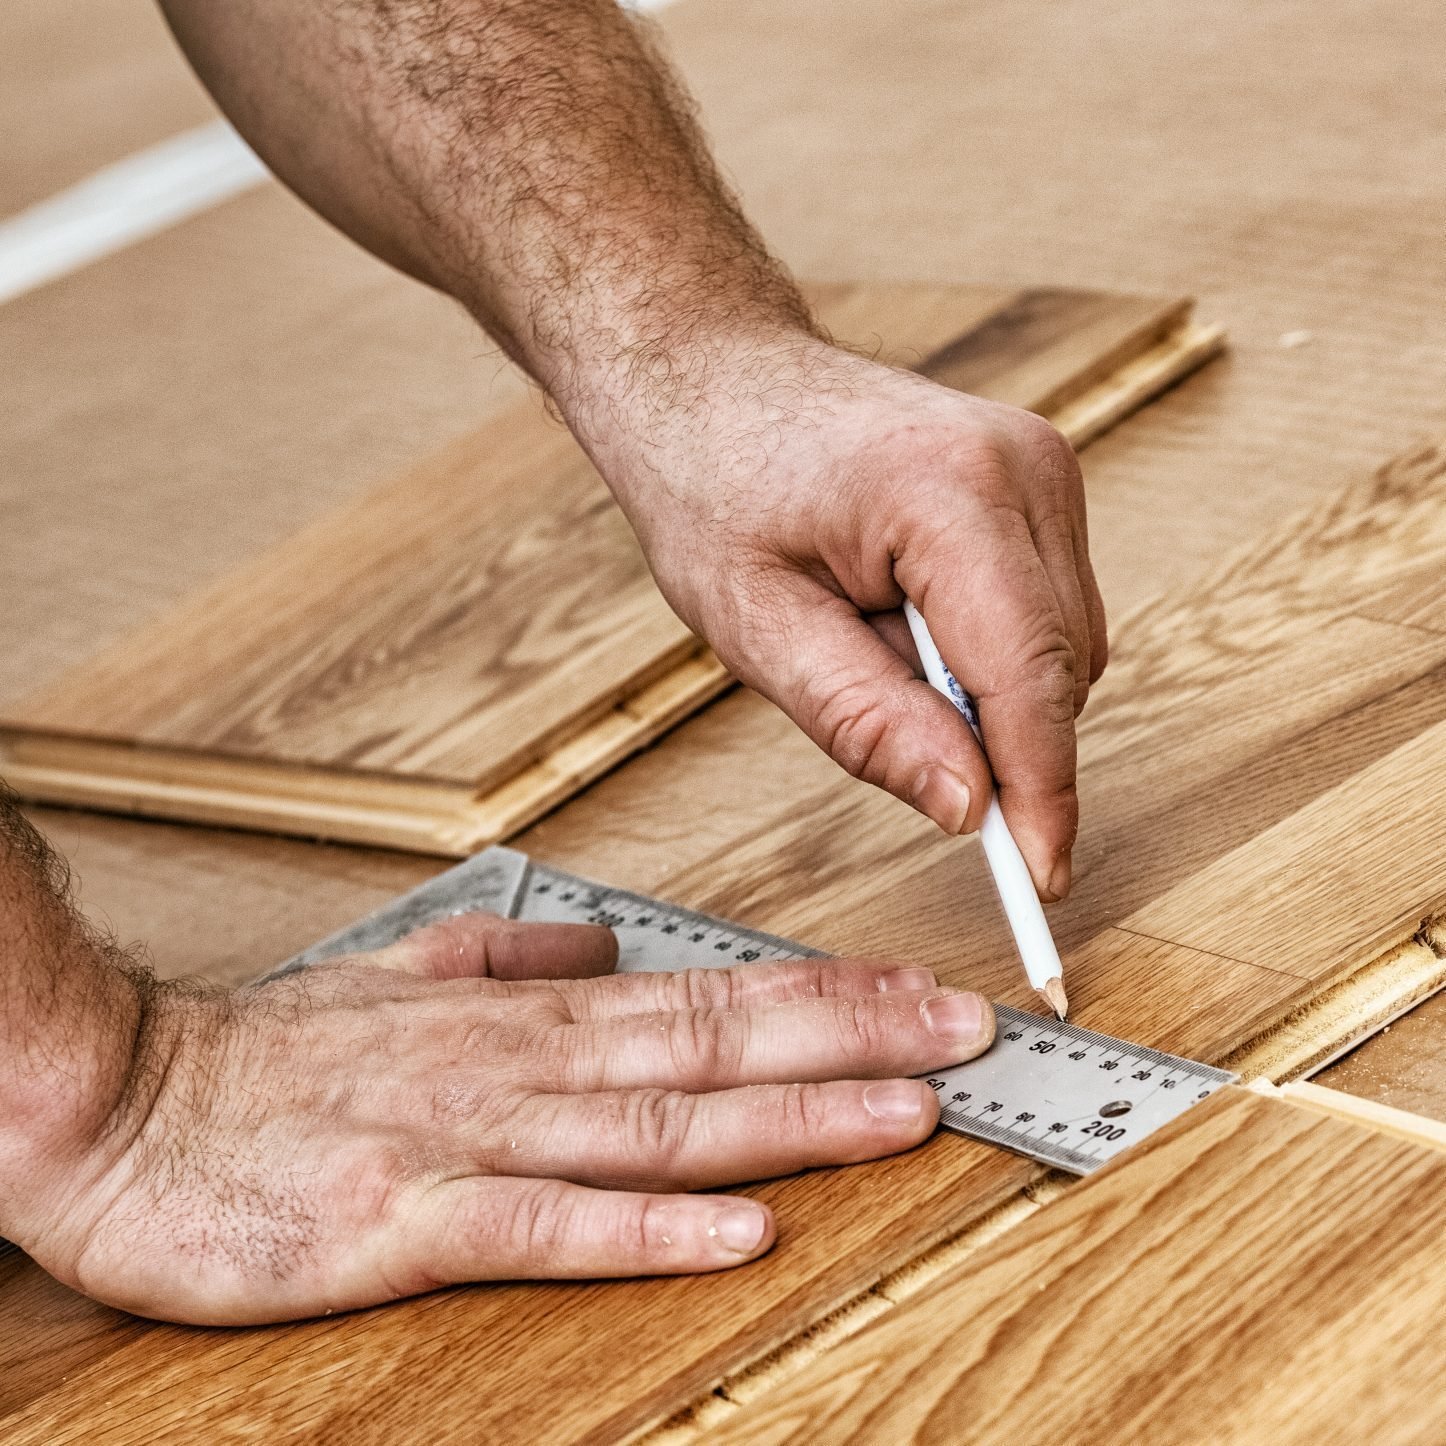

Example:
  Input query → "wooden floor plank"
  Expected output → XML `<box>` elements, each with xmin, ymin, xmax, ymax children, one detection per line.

<box><xmin>706</xmin><ymin>1088</ymin><xmax>1446</xmax><ymax>1446</ymax></box>
<box><xmin>3</xmin><ymin>270</ymin><xmax>1178</xmax><ymax>756</ymax></box>
<box><xmin>7</xmin><ymin>0</ymin><xmax>1446</xmax><ymax>1434</ymax></box>
<box><xmin>0</xmin><ymin>182</ymin><xmax>510</xmax><ymax>711</ymax></box>
<box><xmin>1355</xmin><ymin>556</ymin><xmax>1446</xmax><ymax>637</ymax></box>
<box><xmin>0</xmin><ymin>941</ymin><xmax>1296</xmax><ymax>1446</ymax></box>
<box><xmin>1125</xmin><ymin>718</ymin><xmax>1446</xmax><ymax>980</ymax></box>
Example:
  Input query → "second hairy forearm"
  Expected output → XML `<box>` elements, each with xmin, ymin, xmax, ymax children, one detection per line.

<box><xmin>159</xmin><ymin>0</ymin><xmax>816</xmax><ymax>422</ymax></box>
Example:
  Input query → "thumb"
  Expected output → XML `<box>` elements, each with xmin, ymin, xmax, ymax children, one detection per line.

<box><xmin>732</xmin><ymin>578</ymin><xmax>994</xmax><ymax>835</ymax></box>
<box><xmin>366</xmin><ymin>913</ymin><xmax>619</xmax><ymax>981</ymax></box>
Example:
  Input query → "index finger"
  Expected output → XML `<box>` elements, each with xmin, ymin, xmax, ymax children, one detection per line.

<box><xmin>909</xmin><ymin>542</ymin><xmax>1080</xmax><ymax>901</ymax></box>
<box><xmin>549</xmin><ymin>957</ymin><xmax>941</xmax><ymax>1021</ymax></box>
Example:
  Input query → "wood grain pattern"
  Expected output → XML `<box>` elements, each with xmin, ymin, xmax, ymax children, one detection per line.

<box><xmin>2</xmin><ymin>279</ymin><xmax>1220</xmax><ymax>851</ymax></box>
<box><xmin>7</xmin><ymin>0</ymin><xmax>1446</xmax><ymax>1436</ymax></box>
<box><xmin>0</xmin><ymin>940</ymin><xmax>1296</xmax><ymax>1446</ymax></box>
<box><xmin>708</xmin><ymin>1088</ymin><xmax>1446</xmax><ymax>1446</ymax></box>
<box><xmin>8</xmin><ymin>429</ymin><xmax>1446</xmax><ymax>1443</ymax></box>
<box><xmin>1356</xmin><ymin>557</ymin><xmax>1446</xmax><ymax>636</ymax></box>
<box><xmin>1124</xmin><ymin>717</ymin><xmax>1446</xmax><ymax>980</ymax></box>
<box><xmin>0</xmin><ymin>182</ymin><xmax>517</xmax><ymax>713</ymax></box>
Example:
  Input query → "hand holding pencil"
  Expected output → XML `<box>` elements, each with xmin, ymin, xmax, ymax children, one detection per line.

<box><xmin>904</xmin><ymin>601</ymin><xmax>1069</xmax><ymax>1020</ymax></box>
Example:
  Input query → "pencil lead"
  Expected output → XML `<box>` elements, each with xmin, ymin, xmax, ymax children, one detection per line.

<box><xmin>1039</xmin><ymin>977</ymin><xmax>1068</xmax><ymax>1021</ymax></box>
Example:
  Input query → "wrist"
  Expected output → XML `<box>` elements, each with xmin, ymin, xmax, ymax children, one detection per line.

<box><xmin>0</xmin><ymin>940</ymin><xmax>155</xmax><ymax>1242</ymax></box>
<box><xmin>554</xmin><ymin>322</ymin><xmax>844</xmax><ymax>505</ymax></box>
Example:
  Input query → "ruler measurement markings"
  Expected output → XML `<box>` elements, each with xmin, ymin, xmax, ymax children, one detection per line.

<box><xmin>280</xmin><ymin>846</ymin><xmax>1235</xmax><ymax>1175</ymax></box>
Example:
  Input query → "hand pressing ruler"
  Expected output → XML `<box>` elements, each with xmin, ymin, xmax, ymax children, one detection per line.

<box><xmin>281</xmin><ymin>846</ymin><xmax>1235</xmax><ymax>1176</ymax></box>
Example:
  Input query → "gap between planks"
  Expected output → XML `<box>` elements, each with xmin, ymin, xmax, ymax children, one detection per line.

<box><xmin>0</xmin><ymin>318</ymin><xmax>1223</xmax><ymax>857</ymax></box>
<box><xmin>633</xmin><ymin>914</ymin><xmax>1446</xmax><ymax>1446</ymax></box>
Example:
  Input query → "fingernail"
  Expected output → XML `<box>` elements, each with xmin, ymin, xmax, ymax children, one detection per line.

<box><xmin>864</xmin><ymin>1080</ymin><xmax>927</xmax><ymax>1122</ymax></box>
<box><xmin>878</xmin><ymin>967</ymin><xmax>938</xmax><ymax>993</ymax></box>
<box><xmin>924</xmin><ymin>991</ymin><xmax>988</xmax><ymax>1044</ymax></box>
<box><xmin>910</xmin><ymin>766</ymin><xmax>972</xmax><ymax>835</ymax></box>
<box><xmin>712</xmin><ymin>1206</ymin><xmax>767</xmax><ymax>1256</ymax></box>
<box><xmin>1045</xmin><ymin>852</ymin><xmax>1072</xmax><ymax>903</ymax></box>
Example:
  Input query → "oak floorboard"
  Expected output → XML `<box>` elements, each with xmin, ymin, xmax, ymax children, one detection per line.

<box><xmin>0</xmin><ymin>939</ymin><xmax>1297</xmax><ymax>1446</ymax></box>
<box><xmin>7</xmin><ymin>0</ymin><xmax>1446</xmax><ymax>1434</ymax></box>
<box><xmin>709</xmin><ymin>1088</ymin><xmax>1446</xmax><ymax>1446</ymax></box>
<box><xmin>1355</xmin><ymin>557</ymin><xmax>1446</xmax><ymax>637</ymax></box>
<box><xmin>1124</xmin><ymin>716</ymin><xmax>1446</xmax><ymax>981</ymax></box>
<box><xmin>0</xmin><ymin>182</ymin><xmax>516</xmax><ymax>712</ymax></box>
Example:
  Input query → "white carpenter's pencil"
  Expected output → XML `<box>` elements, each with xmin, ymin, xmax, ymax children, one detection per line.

<box><xmin>903</xmin><ymin>600</ymin><xmax>1068</xmax><ymax>1020</ymax></box>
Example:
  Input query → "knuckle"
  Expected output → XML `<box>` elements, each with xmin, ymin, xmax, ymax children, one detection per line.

<box><xmin>623</xmin><ymin>1088</ymin><xmax>697</xmax><ymax>1166</ymax></box>
<box><xmin>946</xmin><ymin>437</ymin><xmax>1017</xmax><ymax>500</ymax></box>
<box><xmin>427</xmin><ymin>1076</ymin><xmax>489</xmax><ymax>1126</ymax></box>
<box><xmin>1007</xmin><ymin>628</ymin><xmax>1077</xmax><ymax>712</ymax></box>
<box><xmin>496</xmin><ymin>1183</ymin><xmax>572</xmax><ymax>1261</ymax></box>
<box><xmin>809</xmin><ymin>676</ymin><xmax>892</xmax><ymax>783</ymax></box>
<box><xmin>670</xmin><ymin>1004</ymin><xmax>744</xmax><ymax>1079</ymax></box>
<box><xmin>550</xmin><ymin>1024</ymin><xmax>604</xmax><ymax>1093</ymax></box>
<box><xmin>776</xmin><ymin>1082</ymin><xmax>826</xmax><ymax>1138</ymax></box>
<box><xmin>328</xmin><ymin>1139</ymin><xmax>419</xmax><ymax>1233</ymax></box>
<box><xmin>1023</xmin><ymin>416</ymin><xmax>1081</xmax><ymax>478</ymax></box>
<box><xmin>633</xmin><ymin>1197</ymin><xmax>675</xmax><ymax>1257</ymax></box>
<box><xmin>676</xmin><ymin>966</ymin><xmax>745</xmax><ymax>1012</ymax></box>
<box><xmin>835</xmin><ymin>997</ymin><xmax>890</xmax><ymax>1058</ymax></box>
<box><xmin>957</xmin><ymin>429</ymin><xmax>1013</xmax><ymax>470</ymax></box>
<box><xmin>794</xmin><ymin>962</ymin><xmax>832</xmax><ymax>1000</ymax></box>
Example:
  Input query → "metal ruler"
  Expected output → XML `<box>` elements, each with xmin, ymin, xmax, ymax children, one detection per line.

<box><xmin>281</xmin><ymin>846</ymin><xmax>1235</xmax><ymax>1175</ymax></box>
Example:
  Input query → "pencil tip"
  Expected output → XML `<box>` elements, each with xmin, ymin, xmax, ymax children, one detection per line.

<box><xmin>1040</xmin><ymin>977</ymin><xmax>1068</xmax><ymax>1021</ymax></box>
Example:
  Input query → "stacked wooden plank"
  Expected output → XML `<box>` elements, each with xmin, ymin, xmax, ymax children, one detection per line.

<box><xmin>0</xmin><ymin>269</ymin><xmax>1220</xmax><ymax>852</ymax></box>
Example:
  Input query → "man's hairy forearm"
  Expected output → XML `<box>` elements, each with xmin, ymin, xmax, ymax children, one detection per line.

<box><xmin>0</xmin><ymin>789</ymin><xmax>149</xmax><ymax>1223</ymax></box>
<box><xmin>154</xmin><ymin>0</ymin><xmax>1101</xmax><ymax>899</ymax></box>
<box><xmin>159</xmin><ymin>0</ymin><xmax>818</xmax><ymax>427</ymax></box>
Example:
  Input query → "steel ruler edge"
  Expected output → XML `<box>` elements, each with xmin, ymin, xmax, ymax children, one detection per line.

<box><xmin>277</xmin><ymin>846</ymin><xmax>1236</xmax><ymax>1176</ymax></box>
